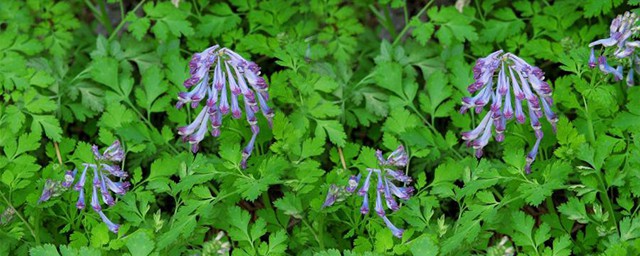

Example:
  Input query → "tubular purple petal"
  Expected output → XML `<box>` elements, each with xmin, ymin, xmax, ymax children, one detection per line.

<box><xmin>100</xmin><ymin>164</ymin><xmax>127</xmax><ymax>178</ymax></box>
<box><xmin>589</xmin><ymin>48</ymin><xmax>597</xmax><ymax>68</ymax></box>
<box><xmin>381</xmin><ymin>215</ymin><xmax>404</xmax><ymax>238</ymax></box>
<box><xmin>358</xmin><ymin>170</ymin><xmax>374</xmax><ymax>196</ymax></box>
<box><xmin>74</xmin><ymin>164</ymin><xmax>90</xmax><ymax>191</ymax></box>
<box><xmin>375</xmin><ymin>189</ymin><xmax>385</xmax><ymax>217</ymax></box>
<box><xmin>525</xmin><ymin>137</ymin><xmax>542</xmax><ymax>174</ymax></box>
<box><xmin>103</xmin><ymin>175</ymin><xmax>128</xmax><ymax>195</ymax></box>
<box><xmin>38</xmin><ymin>180</ymin><xmax>56</xmax><ymax>203</ymax></box>
<box><xmin>230</xmin><ymin>95</ymin><xmax>242</xmax><ymax>119</ymax></box>
<box><xmin>461</xmin><ymin>112</ymin><xmax>492</xmax><ymax>141</ymax></box>
<box><xmin>241</xmin><ymin>132</ymin><xmax>258</xmax><ymax>169</ymax></box>
<box><xmin>76</xmin><ymin>189</ymin><xmax>85</xmax><ymax>209</ymax></box>
<box><xmin>97</xmin><ymin>210</ymin><xmax>120</xmax><ymax>234</ymax></box>
<box><xmin>376</xmin><ymin>172</ymin><xmax>384</xmax><ymax>192</ymax></box>
<box><xmin>508</xmin><ymin>67</ymin><xmax>525</xmax><ymax>100</ymax></box>
<box><xmin>385</xmin><ymin>169</ymin><xmax>412</xmax><ymax>183</ymax></box>
<box><xmin>62</xmin><ymin>169</ymin><xmax>77</xmax><ymax>188</ymax></box>
<box><xmin>218</xmin><ymin>81</ymin><xmax>230</xmax><ymax>114</ymax></box>
<box><xmin>383</xmin><ymin>179</ymin><xmax>399</xmax><ymax>211</ymax></box>
<box><xmin>91</xmin><ymin>186</ymin><xmax>101</xmax><ymax>212</ymax></box>
<box><xmin>360</xmin><ymin>193</ymin><xmax>369</xmax><ymax>215</ymax></box>
<box><xmin>322</xmin><ymin>185</ymin><xmax>339</xmax><ymax>208</ymax></box>
<box><xmin>346</xmin><ymin>174</ymin><xmax>361</xmax><ymax>193</ymax></box>
<box><xmin>178</xmin><ymin>107</ymin><xmax>209</xmax><ymax>136</ymax></box>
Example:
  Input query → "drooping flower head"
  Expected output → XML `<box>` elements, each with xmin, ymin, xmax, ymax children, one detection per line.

<box><xmin>177</xmin><ymin>45</ymin><xmax>273</xmax><ymax>168</ymax></box>
<box><xmin>39</xmin><ymin>140</ymin><xmax>129</xmax><ymax>233</ymax></box>
<box><xmin>460</xmin><ymin>50</ymin><xmax>557</xmax><ymax>173</ymax></box>
<box><xmin>323</xmin><ymin>145</ymin><xmax>413</xmax><ymax>238</ymax></box>
<box><xmin>589</xmin><ymin>12</ymin><xmax>640</xmax><ymax>86</ymax></box>
<box><xmin>202</xmin><ymin>231</ymin><xmax>232</xmax><ymax>255</ymax></box>
<box><xmin>0</xmin><ymin>207</ymin><xmax>16</xmax><ymax>226</ymax></box>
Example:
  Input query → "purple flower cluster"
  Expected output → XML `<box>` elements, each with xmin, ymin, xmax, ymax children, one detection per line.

<box><xmin>460</xmin><ymin>50</ymin><xmax>557</xmax><ymax>173</ymax></box>
<box><xmin>589</xmin><ymin>12</ymin><xmax>640</xmax><ymax>86</ymax></box>
<box><xmin>324</xmin><ymin>146</ymin><xmax>413</xmax><ymax>238</ymax></box>
<box><xmin>39</xmin><ymin>140</ymin><xmax>129</xmax><ymax>234</ymax></box>
<box><xmin>177</xmin><ymin>45</ymin><xmax>273</xmax><ymax>168</ymax></box>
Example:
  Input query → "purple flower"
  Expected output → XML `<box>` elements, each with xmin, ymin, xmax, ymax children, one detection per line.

<box><xmin>461</xmin><ymin>51</ymin><xmax>557</xmax><ymax>172</ymax></box>
<box><xmin>375</xmin><ymin>145</ymin><xmax>408</xmax><ymax>167</ymax></box>
<box><xmin>322</xmin><ymin>185</ymin><xmax>340</xmax><ymax>208</ymax></box>
<box><xmin>61</xmin><ymin>170</ymin><xmax>77</xmax><ymax>188</ymax></box>
<box><xmin>589</xmin><ymin>12</ymin><xmax>640</xmax><ymax>85</ymax></box>
<box><xmin>322</xmin><ymin>146</ymin><xmax>412</xmax><ymax>238</ymax></box>
<box><xmin>44</xmin><ymin>140</ymin><xmax>128</xmax><ymax>233</ymax></box>
<box><xmin>345</xmin><ymin>174</ymin><xmax>361</xmax><ymax>193</ymax></box>
<box><xmin>0</xmin><ymin>207</ymin><xmax>16</xmax><ymax>225</ymax></box>
<box><xmin>355</xmin><ymin>146</ymin><xmax>413</xmax><ymax>237</ymax></box>
<box><xmin>177</xmin><ymin>46</ymin><xmax>273</xmax><ymax>168</ymax></box>
<box><xmin>38</xmin><ymin>180</ymin><xmax>59</xmax><ymax>203</ymax></box>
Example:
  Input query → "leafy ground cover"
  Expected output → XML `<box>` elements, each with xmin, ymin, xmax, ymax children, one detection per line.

<box><xmin>2</xmin><ymin>0</ymin><xmax>640</xmax><ymax>255</ymax></box>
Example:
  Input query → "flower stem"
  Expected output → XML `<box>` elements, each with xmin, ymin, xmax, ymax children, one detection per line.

<box><xmin>392</xmin><ymin>0</ymin><xmax>434</xmax><ymax>46</ymax></box>
<box><xmin>0</xmin><ymin>190</ymin><xmax>39</xmax><ymax>245</ymax></box>
<box><xmin>108</xmin><ymin>0</ymin><xmax>147</xmax><ymax>41</ymax></box>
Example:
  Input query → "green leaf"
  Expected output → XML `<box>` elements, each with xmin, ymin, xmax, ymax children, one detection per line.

<box><xmin>126</xmin><ymin>232</ymin><xmax>155</xmax><ymax>256</ymax></box>
<box><xmin>273</xmin><ymin>193</ymin><xmax>303</xmax><ymax>218</ymax></box>
<box><xmin>542</xmin><ymin>235</ymin><xmax>572</xmax><ymax>256</ymax></box>
<box><xmin>420</xmin><ymin>71</ymin><xmax>451</xmax><ymax>118</ymax></box>
<box><xmin>583</xmin><ymin>0</ymin><xmax>624</xmax><ymax>17</ymax></box>
<box><xmin>410</xmin><ymin>235</ymin><xmax>438</xmax><ymax>256</ymax></box>
<box><xmin>31</xmin><ymin>115</ymin><xmax>62</xmax><ymax>142</ymax></box>
<box><xmin>374</xmin><ymin>62</ymin><xmax>403</xmax><ymax>97</ymax></box>
<box><xmin>557</xmin><ymin>198</ymin><xmax>589</xmax><ymax>224</ymax></box>
<box><xmin>90</xmin><ymin>57</ymin><xmax>119</xmax><ymax>92</ymax></box>
<box><xmin>315</xmin><ymin>120</ymin><xmax>347</xmax><ymax>147</ymax></box>
<box><xmin>300</xmin><ymin>137</ymin><xmax>325</xmax><ymax>159</ymax></box>
<box><xmin>226</xmin><ymin>206</ymin><xmax>266</xmax><ymax>245</ymax></box>
<box><xmin>29</xmin><ymin>244</ymin><xmax>61</xmax><ymax>256</ymax></box>
<box><xmin>195</xmin><ymin>3</ymin><xmax>241</xmax><ymax>37</ymax></box>
<box><xmin>137</xmin><ymin>66</ymin><xmax>168</xmax><ymax>112</ymax></box>
<box><xmin>511</xmin><ymin>211</ymin><xmax>549</xmax><ymax>252</ymax></box>
<box><xmin>428</xmin><ymin>6</ymin><xmax>478</xmax><ymax>45</ymax></box>
<box><xmin>478</xmin><ymin>8</ymin><xmax>525</xmax><ymax>42</ymax></box>
<box><xmin>143</xmin><ymin>2</ymin><xmax>194</xmax><ymax>41</ymax></box>
<box><xmin>410</xmin><ymin>18</ymin><xmax>435</xmax><ymax>46</ymax></box>
<box><xmin>266</xmin><ymin>230</ymin><xmax>288</xmax><ymax>254</ymax></box>
<box><xmin>619</xmin><ymin>217</ymin><xmax>640</xmax><ymax>242</ymax></box>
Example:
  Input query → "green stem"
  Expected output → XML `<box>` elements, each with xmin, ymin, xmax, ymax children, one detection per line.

<box><xmin>392</xmin><ymin>0</ymin><xmax>434</xmax><ymax>46</ymax></box>
<box><xmin>0</xmin><ymin>190</ymin><xmax>39</xmax><ymax>244</ymax></box>
<box><xmin>108</xmin><ymin>0</ymin><xmax>147</xmax><ymax>41</ymax></box>
<box><xmin>595</xmin><ymin>170</ymin><xmax>618</xmax><ymax>231</ymax></box>
<box><xmin>301</xmin><ymin>217</ymin><xmax>324</xmax><ymax>249</ymax></box>
<box><xmin>582</xmin><ymin>97</ymin><xmax>596</xmax><ymax>145</ymax></box>
<box><xmin>403</xmin><ymin>4</ymin><xmax>409</xmax><ymax>26</ymax></box>
<box><xmin>123</xmin><ymin>99</ymin><xmax>179</xmax><ymax>155</ymax></box>
<box><xmin>474</xmin><ymin>0</ymin><xmax>486</xmax><ymax>22</ymax></box>
<box><xmin>98</xmin><ymin>0</ymin><xmax>114</xmax><ymax>34</ymax></box>
<box><xmin>261</xmin><ymin>192</ymin><xmax>272</xmax><ymax>211</ymax></box>
<box><xmin>408</xmin><ymin>105</ymin><xmax>464</xmax><ymax>160</ymax></box>
<box><xmin>383</xmin><ymin>5</ymin><xmax>397</xmax><ymax>38</ymax></box>
<box><xmin>119</xmin><ymin>0</ymin><xmax>124</xmax><ymax>21</ymax></box>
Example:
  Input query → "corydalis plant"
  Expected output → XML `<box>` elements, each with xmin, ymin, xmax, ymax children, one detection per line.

<box><xmin>324</xmin><ymin>146</ymin><xmax>413</xmax><ymax>238</ymax></box>
<box><xmin>177</xmin><ymin>45</ymin><xmax>273</xmax><ymax>168</ymax></box>
<box><xmin>39</xmin><ymin>140</ymin><xmax>129</xmax><ymax>234</ymax></box>
<box><xmin>460</xmin><ymin>50</ymin><xmax>558</xmax><ymax>173</ymax></box>
<box><xmin>589</xmin><ymin>11</ymin><xmax>640</xmax><ymax>86</ymax></box>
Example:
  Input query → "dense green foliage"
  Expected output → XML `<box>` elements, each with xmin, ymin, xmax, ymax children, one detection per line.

<box><xmin>2</xmin><ymin>0</ymin><xmax>640</xmax><ymax>255</ymax></box>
